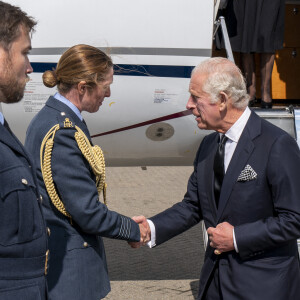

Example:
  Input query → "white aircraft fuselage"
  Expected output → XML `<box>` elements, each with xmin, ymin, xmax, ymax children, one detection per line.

<box><xmin>1</xmin><ymin>0</ymin><xmax>299</xmax><ymax>166</ymax></box>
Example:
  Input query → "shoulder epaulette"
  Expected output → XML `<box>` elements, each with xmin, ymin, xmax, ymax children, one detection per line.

<box><xmin>56</xmin><ymin>112</ymin><xmax>76</xmax><ymax>129</ymax></box>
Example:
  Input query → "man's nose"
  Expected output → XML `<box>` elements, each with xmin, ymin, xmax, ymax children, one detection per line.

<box><xmin>105</xmin><ymin>87</ymin><xmax>111</xmax><ymax>97</ymax></box>
<box><xmin>186</xmin><ymin>96</ymin><xmax>194</xmax><ymax>110</ymax></box>
<box><xmin>26</xmin><ymin>61</ymin><xmax>33</xmax><ymax>74</ymax></box>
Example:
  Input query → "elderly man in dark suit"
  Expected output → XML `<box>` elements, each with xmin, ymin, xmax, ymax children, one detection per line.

<box><xmin>132</xmin><ymin>57</ymin><xmax>300</xmax><ymax>299</ymax></box>
<box><xmin>0</xmin><ymin>2</ymin><xmax>48</xmax><ymax>299</ymax></box>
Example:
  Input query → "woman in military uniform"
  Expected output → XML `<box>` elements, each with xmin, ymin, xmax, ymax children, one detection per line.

<box><xmin>25</xmin><ymin>45</ymin><xmax>147</xmax><ymax>300</ymax></box>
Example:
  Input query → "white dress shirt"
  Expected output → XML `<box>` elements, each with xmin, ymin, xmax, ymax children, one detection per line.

<box><xmin>148</xmin><ymin>107</ymin><xmax>252</xmax><ymax>250</ymax></box>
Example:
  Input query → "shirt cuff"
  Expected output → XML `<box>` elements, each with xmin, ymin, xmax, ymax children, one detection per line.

<box><xmin>233</xmin><ymin>228</ymin><xmax>239</xmax><ymax>253</ymax></box>
<box><xmin>146</xmin><ymin>219</ymin><xmax>156</xmax><ymax>248</ymax></box>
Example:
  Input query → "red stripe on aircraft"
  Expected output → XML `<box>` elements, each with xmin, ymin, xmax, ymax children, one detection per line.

<box><xmin>91</xmin><ymin>109</ymin><xmax>192</xmax><ymax>138</ymax></box>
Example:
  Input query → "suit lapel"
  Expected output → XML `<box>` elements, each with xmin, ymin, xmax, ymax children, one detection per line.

<box><xmin>200</xmin><ymin>133</ymin><xmax>219</xmax><ymax>222</ymax></box>
<box><xmin>216</xmin><ymin>112</ymin><xmax>261</xmax><ymax>222</ymax></box>
<box><xmin>206</xmin><ymin>134</ymin><xmax>219</xmax><ymax>220</ymax></box>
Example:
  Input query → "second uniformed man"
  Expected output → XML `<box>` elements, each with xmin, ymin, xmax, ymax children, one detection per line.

<box><xmin>0</xmin><ymin>2</ymin><xmax>48</xmax><ymax>299</ymax></box>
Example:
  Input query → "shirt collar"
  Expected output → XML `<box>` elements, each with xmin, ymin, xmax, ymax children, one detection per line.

<box><xmin>54</xmin><ymin>92</ymin><xmax>83</xmax><ymax>121</ymax></box>
<box><xmin>0</xmin><ymin>111</ymin><xmax>4</xmax><ymax>125</ymax></box>
<box><xmin>225</xmin><ymin>107</ymin><xmax>251</xmax><ymax>143</ymax></box>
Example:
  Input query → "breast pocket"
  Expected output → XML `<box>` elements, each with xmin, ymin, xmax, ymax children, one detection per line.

<box><xmin>0</xmin><ymin>167</ymin><xmax>43</xmax><ymax>246</ymax></box>
<box><xmin>232</xmin><ymin>178</ymin><xmax>262</xmax><ymax>201</ymax></box>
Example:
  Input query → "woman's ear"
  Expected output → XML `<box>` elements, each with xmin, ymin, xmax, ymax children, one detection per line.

<box><xmin>77</xmin><ymin>81</ymin><xmax>87</xmax><ymax>95</ymax></box>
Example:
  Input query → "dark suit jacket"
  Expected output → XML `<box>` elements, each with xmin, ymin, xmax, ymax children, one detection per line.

<box><xmin>150</xmin><ymin>112</ymin><xmax>300</xmax><ymax>300</ymax></box>
<box><xmin>25</xmin><ymin>96</ymin><xmax>140</xmax><ymax>300</ymax></box>
<box><xmin>0</xmin><ymin>122</ymin><xmax>48</xmax><ymax>299</ymax></box>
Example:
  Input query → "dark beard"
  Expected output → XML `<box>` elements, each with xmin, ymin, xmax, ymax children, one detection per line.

<box><xmin>0</xmin><ymin>57</ymin><xmax>28</xmax><ymax>104</ymax></box>
<box><xmin>0</xmin><ymin>79</ymin><xmax>26</xmax><ymax>104</ymax></box>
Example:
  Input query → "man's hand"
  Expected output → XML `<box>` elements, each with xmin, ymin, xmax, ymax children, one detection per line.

<box><xmin>207</xmin><ymin>222</ymin><xmax>234</xmax><ymax>255</ymax></box>
<box><xmin>128</xmin><ymin>215</ymin><xmax>151</xmax><ymax>248</ymax></box>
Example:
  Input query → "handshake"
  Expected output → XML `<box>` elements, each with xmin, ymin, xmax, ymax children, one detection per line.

<box><xmin>129</xmin><ymin>216</ymin><xmax>151</xmax><ymax>248</ymax></box>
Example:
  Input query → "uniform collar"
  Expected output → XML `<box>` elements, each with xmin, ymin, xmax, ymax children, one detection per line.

<box><xmin>0</xmin><ymin>111</ymin><xmax>4</xmax><ymax>125</ymax></box>
<box><xmin>54</xmin><ymin>92</ymin><xmax>83</xmax><ymax>121</ymax></box>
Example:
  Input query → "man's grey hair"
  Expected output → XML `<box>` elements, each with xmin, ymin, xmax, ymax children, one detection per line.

<box><xmin>192</xmin><ymin>57</ymin><xmax>249</xmax><ymax>109</ymax></box>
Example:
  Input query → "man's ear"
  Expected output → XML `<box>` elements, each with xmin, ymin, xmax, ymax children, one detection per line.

<box><xmin>219</xmin><ymin>92</ymin><xmax>228</xmax><ymax>111</ymax></box>
<box><xmin>77</xmin><ymin>81</ymin><xmax>87</xmax><ymax>95</ymax></box>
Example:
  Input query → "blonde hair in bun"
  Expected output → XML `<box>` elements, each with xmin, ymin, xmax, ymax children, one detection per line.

<box><xmin>42</xmin><ymin>70</ymin><xmax>59</xmax><ymax>88</ymax></box>
<box><xmin>41</xmin><ymin>44</ymin><xmax>113</xmax><ymax>94</ymax></box>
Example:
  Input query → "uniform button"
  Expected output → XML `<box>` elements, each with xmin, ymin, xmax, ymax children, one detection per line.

<box><xmin>21</xmin><ymin>178</ymin><xmax>28</xmax><ymax>185</ymax></box>
<box><xmin>47</xmin><ymin>227</ymin><xmax>51</xmax><ymax>236</ymax></box>
<box><xmin>61</xmin><ymin>112</ymin><xmax>66</xmax><ymax>116</ymax></box>
<box><xmin>83</xmin><ymin>242</ymin><xmax>88</xmax><ymax>248</ymax></box>
<box><xmin>40</xmin><ymin>195</ymin><xmax>43</xmax><ymax>202</ymax></box>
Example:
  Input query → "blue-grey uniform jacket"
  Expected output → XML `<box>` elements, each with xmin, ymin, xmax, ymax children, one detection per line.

<box><xmin>0</xmin><ymin>121</ymin><xmax>48</xmax><ymax>299</ymax></box>
<box><xmin>25</xmin><ymin>96</ymin><xmax>140</xmax><ymax>300</ymax></box>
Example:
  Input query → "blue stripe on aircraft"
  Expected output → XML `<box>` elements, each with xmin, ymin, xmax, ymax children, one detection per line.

<box><xmin>31</xmin><ymin>63</ymin><xmax>194</xmax><ymax>78</ymax></box>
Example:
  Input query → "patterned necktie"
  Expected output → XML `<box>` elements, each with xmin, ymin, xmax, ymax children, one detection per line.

<box><xmin>213</xmin><ymin>134</ymin><xmax>228</xmax><ymax>208</ymax></box>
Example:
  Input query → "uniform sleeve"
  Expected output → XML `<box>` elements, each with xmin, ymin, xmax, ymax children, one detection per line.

<box><xmin>235</xmin><ymin>134</ymin><xmax>300</xmax><ymax>258</ymax></box>
<box><xmin>50</xmin><ymin>127</ymin><xmax>140</xmax><ymax>242</ymax></box>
